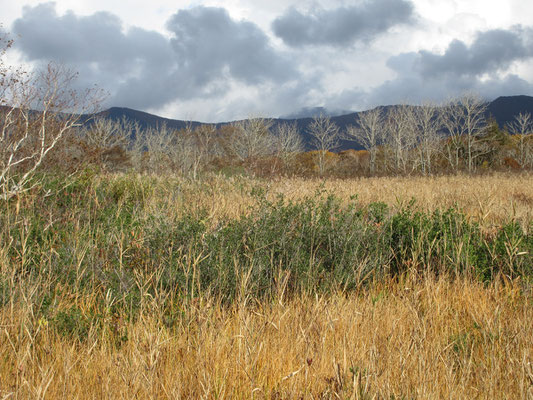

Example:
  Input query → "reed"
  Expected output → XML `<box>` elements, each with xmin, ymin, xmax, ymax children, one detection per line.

<box><xmin>0</xmin><ymin>171</ymin><xmax>531</xmax><ymax>398</ymax></box>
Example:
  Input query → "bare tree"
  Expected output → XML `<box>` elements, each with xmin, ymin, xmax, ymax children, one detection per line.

<box><xmin>385</xmin><ymin>104</ymin><xmax>417</xmax><ymax>174</ymax></box>
<box><xmin>228</xmin><ymin>117</ymin><xmax>275</xmax><ymax>163</ymax></box>
<box><xmin>462</xmin><ymin>94</ymin><xmax>489</xmax><ymax>172</ymax></box>
<box><xmin>410</xmin><ymin>102</ymin><xmax>442</xmax><ymax>175</ymax></box>
<box><xmin>174</xmin><ymin>123</ymin><xmax>220</xmax><ymax>179</ymax></box>
<box><xmin>139</xmin><ymin>124</ymin><xmax>176</xmax><ymax>173</ymax></box>
<box><xmin>273</xmin><ymin>121</ymin><xmax>304</xmax><ymax>167</ymax></box>
<box><xmin>507</xmin><ymin>112</ymin><xmax>533</xmax><ymax>168</ymax></box>
<box><xmin>113</xmin><ymin>118</ymin><xmax>143</xmax><ymax>169</ymax></box>
<box><xmin>80</xmin><ymin>115</ymin><xmax>130</xmax><ymax>149</ymax></box>
<box><xmin>131</xmin><ymin>121</ymin><xmax>219</xmax><ymax>178</ymax></box>
<box><xmin>441</xmin><ymin>99</ymin><xmax>463</xmax><ymax>172</ymax></box>
<box><xmin>1</xmin><ymin>35</ymin><xmax>102</xmax><ymax>199</ymax></box>
<box><xmin>308</xmin><ymin>115</ymin><xmax>340</xmax><ymax>176</ymax></box>
<box><xmin>441</xmin><ymin>93</ymin><xmax>488</xmax><ymax>173</ymax></box>
<box><xmin>189</xmin><ymin>124</ymin><xmax>218</xmax><ymax>178</ymax></box>
<box><xmin>345</xmin><ymin>107</ymin><xmax>384</xmax><ymax>174</ymax></box>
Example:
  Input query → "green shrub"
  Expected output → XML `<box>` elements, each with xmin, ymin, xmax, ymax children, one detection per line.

<box><xmin>53</xmin><ymin>307</ymin><xmax>91</xmax><ymax>341</ymax></box>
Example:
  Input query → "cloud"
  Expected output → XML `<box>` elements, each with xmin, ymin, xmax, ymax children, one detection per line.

<box><xmin>11</xmin><ymin>3</ymin><xmax>297</xmax><ymax>111</ymax></box>
<box><xmin>272</xmin><ymin>0</ymin><xmax>415</xmax><ymax>47</ymax></box>
<box><xmin>8</xmin><ymin>3</ymin><xmax>533</xmax><ymax>121</ymax></box>
<box><xmin>325</xmin><ymin>26</ymin><xmax>533</xmax><ymax>110</ymax></box>
<box><xmin>167</xmin><ymin>6</ymin><xmax>295</xmax><ymax>86</ymax></box>
<box><xmin>415</xmin><ymin>27</ymin><xmax>533</xmax><ymax>78</ymax></box>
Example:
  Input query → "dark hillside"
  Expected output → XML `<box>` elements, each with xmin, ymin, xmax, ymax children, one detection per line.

<box><xmin>486</xmin><ymin>95</ymin><xmax>533</xmax><ymax>127</ymax></box>
<box><xmin>87</xmin><ymin>96</ymin><xmax>533</xmax><ymax>151</ymax></box>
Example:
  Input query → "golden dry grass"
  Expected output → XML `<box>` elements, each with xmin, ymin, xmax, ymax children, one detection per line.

<box><xmin>1</xmin><ymin>276</ymin><xmax>532</xmax><ymax>399</ymax></box>
<box><xmin>141</xmin><ymin>172</ymin><xmax>533</xmax><ymax>230</ymax></box>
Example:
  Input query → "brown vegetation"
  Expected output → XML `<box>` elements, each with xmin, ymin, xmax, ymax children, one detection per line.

<box><xmin>1</xmin><ymin>275</ymin><xmax>531</xmax><ymax>399</ymax></box>
<box><xmin>153</xmin><ymin>172</ymin><xmax>533</xmax><ymax>230</ymax></box>
<box><xmin>1</xmin><ymin>171</ymin><xmax>532</xmax><ymax>399</ymax></box>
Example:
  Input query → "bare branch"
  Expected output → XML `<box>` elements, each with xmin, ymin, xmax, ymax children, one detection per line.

<box><xmin>507</xmin><ymin>112</ymin><xmax>533</xmax><ymax>168</ymax></box>
<box><xmin>441</xmin><ymin>93</ymin><xmax>488</xmax><ymax>173</ymax></box>
<box><xmin>1</xmin><ymin>33</ymin><xmax>103</xmax><ymax>199</ymax></box>
<box><xmin>345</xmin><ymin>107</ymin><xmax>384</xmax><ymax>174</ymax></box>
<box><xmin>273</xmin><ymin>121</ymin><xmax>304</xmax><ymax>165</ymax></box>
<box><xmin>308</xmin><ymin>115</ymin><xmax>340</xmax><ymax>176</ymax></box>
<box><xmin>384</xmin><ymin>104</ymin><xmax>417</xmax><ymax>174</ymax></box>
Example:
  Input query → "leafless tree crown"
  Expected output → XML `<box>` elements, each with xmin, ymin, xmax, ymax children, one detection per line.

<box><xmin>1</xmin><ymin>34</ymin><xmax>104</xmax><ymax>199</ymax></box>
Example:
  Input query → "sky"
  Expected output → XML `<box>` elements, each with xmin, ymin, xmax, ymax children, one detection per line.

<box><xmin>1</xmin><ymin>0</ymin><xmax>533</xmax><ymax>122</ymax></box>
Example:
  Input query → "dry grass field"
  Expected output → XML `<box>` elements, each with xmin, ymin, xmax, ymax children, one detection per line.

<box><xmin>1</xmin><ymin>172</ymin><xmax>532</xmax><ymax>399</ymax></box>
<box><xmin>1</xmin><ymin>276</ymin><xmax>532</xmax><ymax>399</ymax></box>
<box><xmin>153</xmin><ymin>172</ymin><xmax>533</xmax><ymax>229</ymax></box>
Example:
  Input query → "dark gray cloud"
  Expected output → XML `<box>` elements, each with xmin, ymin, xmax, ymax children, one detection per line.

<box><xmin>415</xmin><ymin>27</ymin><xmax>533</xmax><ymax>78</ymax></box>
<box><xmin>167</xmin><ymin>6</ymin><xmax>295</xmax><ymax>86</ymax></box>
<box><xmin>272</xmin><ymin>0</ymin><xmax>415</xmax><ymax>47</ymax></box>
<box><xmin>11</xmin><ymin>3</ymin><xmax>296</xmax><ymax>111</ymax></box>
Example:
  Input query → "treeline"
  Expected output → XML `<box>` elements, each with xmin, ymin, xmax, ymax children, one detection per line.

<box><xmin>2</xmin><ymin>85</ymin><xmax>533</xmax><ymax>193</ymax></box>
<box><xmin>1</xmin><ymin>52</ymin><xmax>533</xmax><ymax>202</ymax></box>
<box><xmin>71</xmin><ymin>93</ymin><xmax>533</xmax><ymax>178</ymax></box>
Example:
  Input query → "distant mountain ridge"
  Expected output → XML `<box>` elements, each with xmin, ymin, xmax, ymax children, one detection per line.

<box><xmin>92</xmin><ymin>96</ymin><xmax>533</xmax><ymax>151</ymax></box>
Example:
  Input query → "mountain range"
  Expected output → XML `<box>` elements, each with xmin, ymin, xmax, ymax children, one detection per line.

<box><xmin>93</xmin><ymin>95</ymin><xmax>533</xmax><ymax>151</ymax></box>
